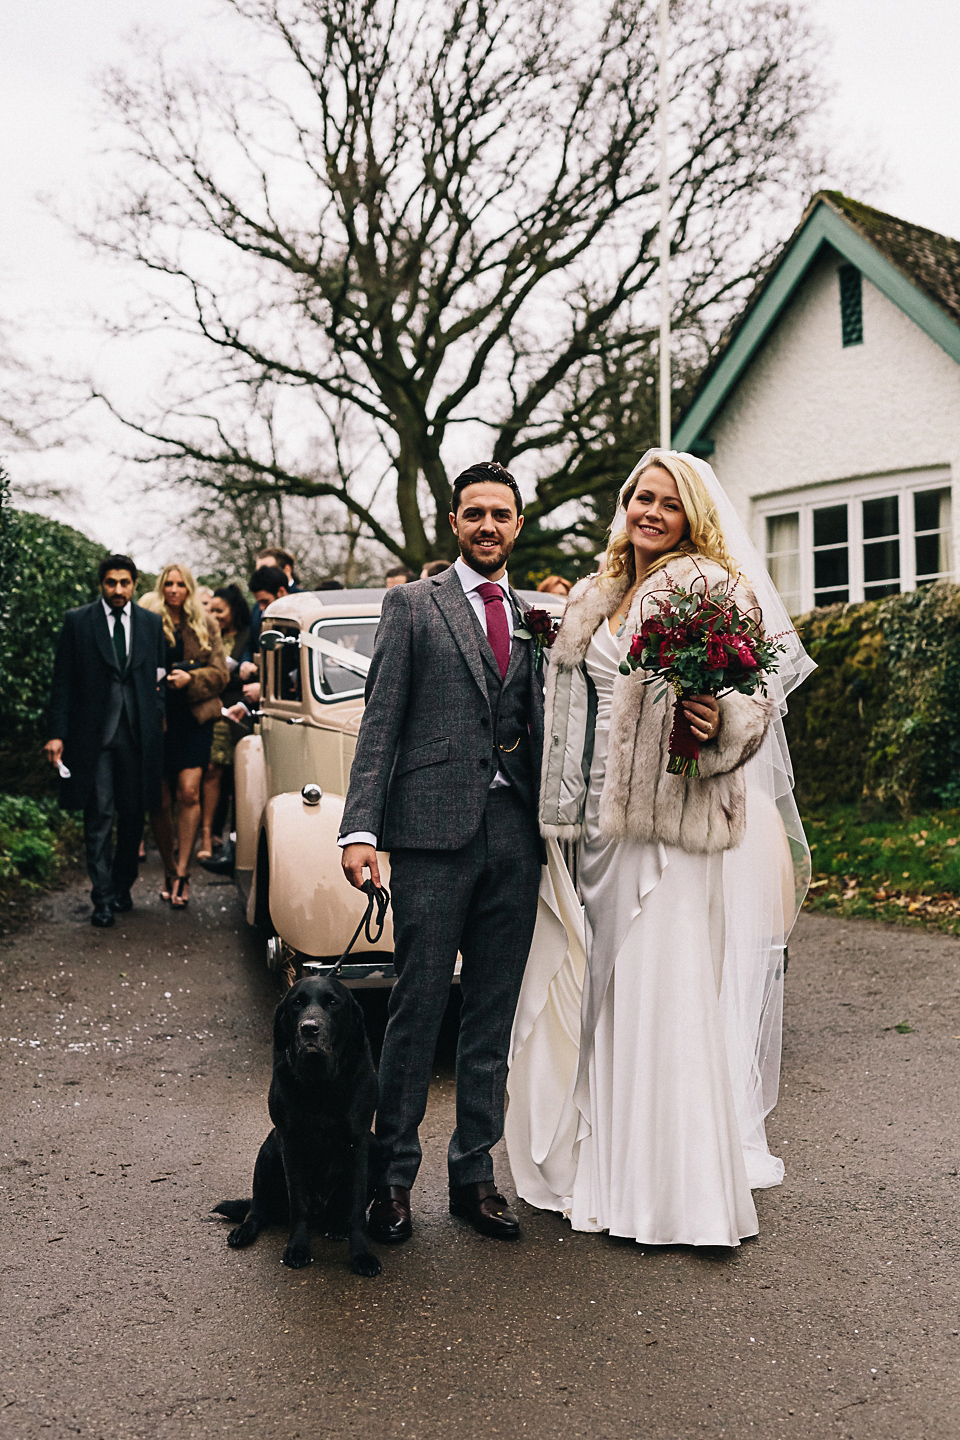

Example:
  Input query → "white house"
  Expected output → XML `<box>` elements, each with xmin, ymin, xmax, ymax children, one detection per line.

<box><xmin>673</xmin><ymin>191</ymin><xmax>960</xmax><ymax>614</ymax></box>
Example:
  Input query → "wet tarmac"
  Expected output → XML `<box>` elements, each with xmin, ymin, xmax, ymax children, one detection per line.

<box><xmin>1</xmin><ymin>859</ymin><xmax>959</xmax><ymax>1439</ymax></box>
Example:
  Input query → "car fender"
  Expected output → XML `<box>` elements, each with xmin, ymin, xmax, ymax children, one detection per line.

<box><xmin>249</xmin><ymin>789</ymin><xmax>393</xmax><ymax>959</ymax></box>
<box><xmin>234</xmin><ymin>734</ymin><xmax>267</xmax><ymax>875</ymax></box>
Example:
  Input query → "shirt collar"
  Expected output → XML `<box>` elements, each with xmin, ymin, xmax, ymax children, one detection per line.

<box><xmin>102</xmin><ymin>597</ymin><xmax>131</xmax><ymax>620</ymax></box>
<box><xmin>454</xmin><ymin>556</ymin><xmax>510</xmax><ymax>596</ymax></box>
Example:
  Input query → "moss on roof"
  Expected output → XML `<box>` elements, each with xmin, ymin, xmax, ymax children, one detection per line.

<box><xmin>818</xmin><ymin>190</ymin><xmax>960</xmax><ymax>328</ymax></box>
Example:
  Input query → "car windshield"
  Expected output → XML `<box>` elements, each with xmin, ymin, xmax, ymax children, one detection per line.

<box><xmin>310</xmin><ymin>617</ymin><xmax>379</xmax><ymax>701</ymax></box>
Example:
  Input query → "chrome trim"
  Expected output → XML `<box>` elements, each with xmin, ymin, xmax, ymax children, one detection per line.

<box><xmin>301</xmin><ymin>783</ymin><xmax>322</xmax><ymax>806</ymax></box>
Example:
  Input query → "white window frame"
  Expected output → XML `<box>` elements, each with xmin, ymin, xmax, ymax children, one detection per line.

<box><xmin>754</xmin><ymin>468</ymin><xmax>953</xmax><ymax>614</ymax></box>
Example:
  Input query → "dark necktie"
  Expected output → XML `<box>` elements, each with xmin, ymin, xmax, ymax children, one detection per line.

<box><xmin>112</xmin><ymin>611</ymin><xmax>127</xmax><ymax>670</ymax></box>
<box><xmin>476</xmin><ymin>581</ymin><xmax>510</xmax><ymax>679</ymax></box>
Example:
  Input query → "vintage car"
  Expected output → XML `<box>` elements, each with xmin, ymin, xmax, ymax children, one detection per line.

<box><xmin>233</xmin><ymin>585</ymin><xmax>564</xmax><ymax>986</ymax></box>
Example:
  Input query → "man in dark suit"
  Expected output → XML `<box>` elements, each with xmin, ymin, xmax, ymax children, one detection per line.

<box><xmin>45</xmin><ymin>554</ymin><xmax>166</xmax><ymax>927</ymax></box>
<box><xmin>340</xmin><ymin>462</ymin><xmax>544</xmax><ymax>1245</ymax></box>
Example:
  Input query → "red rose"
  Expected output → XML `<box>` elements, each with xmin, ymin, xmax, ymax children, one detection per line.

<box><xmin>705</xmin><ymin>636</ymin><xmax>727</xmax><ymax>670</ymax></box>
<box><xmin>524</xmin><ymin>607</ymin><xmax>559</xmax><ymax>644</ymax></box>
<box><xmin>729</xmin><ymin>636</ymin><xmax>758</xmax><ymax>669</ymax></box>
<box><xmin>658</xmin><ymin>638</ymin><xmax>676</xmax><ymax>668</ymax></box>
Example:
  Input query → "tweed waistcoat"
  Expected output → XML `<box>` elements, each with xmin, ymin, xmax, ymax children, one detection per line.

<box><xmin>479</xmin><ymin>635</ymin><xmax>536</xmax><ymax>811</ymax></box>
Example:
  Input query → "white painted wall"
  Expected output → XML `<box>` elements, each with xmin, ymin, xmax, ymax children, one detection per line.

<box><xmin>708</xmin><ymin>248</ymin><xmax>960</xmax><ymax>557</ymax></box>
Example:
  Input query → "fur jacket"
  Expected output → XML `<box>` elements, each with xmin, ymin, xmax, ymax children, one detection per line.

<box><xmin>539</xmin><ymin>554</ymin><xmax>771</xmax><ymax>855</ymax></box>
<box><xmin>175</xmin><ymin>619</ymin><xmax>230</xmax><ymax>726</ymax></box>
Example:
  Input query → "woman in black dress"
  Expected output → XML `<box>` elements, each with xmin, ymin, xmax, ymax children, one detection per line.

<box><xmin>150</xmin><ymin>563</ymin><xmax>229</xmax><ymax>907</ymax></box>
<box><xmin>198</xmin><ymin>584</ymin><xmax>251</xmax><ymax>859</ymax></box>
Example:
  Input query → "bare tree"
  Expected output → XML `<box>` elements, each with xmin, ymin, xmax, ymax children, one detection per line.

<box><xmin>87</xmin><ymin>0</ymin><xmax>828</xmax><ymax>575</ymax></box>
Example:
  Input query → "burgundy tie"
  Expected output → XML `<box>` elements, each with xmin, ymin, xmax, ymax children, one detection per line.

<box><xmin>476</xmin><ymin>581</ymin><xmax>511</xmax><ymax>679</ymax></box>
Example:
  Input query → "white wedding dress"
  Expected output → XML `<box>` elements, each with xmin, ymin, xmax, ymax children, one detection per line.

<box><xmin>506</xmin><ymin>619</ymin><xmax>770</xmax><ymax>1247</ymax></box>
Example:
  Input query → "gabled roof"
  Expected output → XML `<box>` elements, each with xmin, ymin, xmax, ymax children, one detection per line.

<box><xmin>673</xmin><ymin>192</ymin><xmax>960</xmax><ymax>454</ymax></box>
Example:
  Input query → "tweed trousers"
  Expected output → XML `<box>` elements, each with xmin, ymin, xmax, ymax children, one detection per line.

<box><xmin>372</xmin><ymin>787</ymin><xmax>542</xmax><ymax>1190</ymax></box>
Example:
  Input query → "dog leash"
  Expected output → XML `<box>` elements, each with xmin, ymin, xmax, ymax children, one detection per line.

<box><xmin>327</xmin><ymin>879</ymin><xmax>391</xmax><ymax>977</ymax></box>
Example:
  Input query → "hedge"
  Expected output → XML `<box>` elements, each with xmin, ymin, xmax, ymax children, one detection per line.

<box><xmin>786</xmin><ymin>581</ymin><xmax>960</xmax><ymax>815</ymax></box>
<box><xmin>0</xmin><ymin>482</ymin><xmax>104</xmax><ymax>794</ymax></box>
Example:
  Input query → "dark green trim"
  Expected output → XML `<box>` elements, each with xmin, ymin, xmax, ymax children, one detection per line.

<box><xmin>674</xmin><ymin>201</ymin><xmax>960</xmax><ymax>452</ymax></box>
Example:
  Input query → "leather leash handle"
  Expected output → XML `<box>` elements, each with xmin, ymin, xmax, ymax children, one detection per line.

<box><xmin>328</xmin><ymin>878</ymin><xmax>390</xmax><ymax>977</ymax></box>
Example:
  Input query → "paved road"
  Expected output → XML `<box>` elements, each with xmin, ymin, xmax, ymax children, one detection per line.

<box><xmin>2</xmin><ymin>861</ymin><xmax>959</xmax><ymax>1440</ymax></box>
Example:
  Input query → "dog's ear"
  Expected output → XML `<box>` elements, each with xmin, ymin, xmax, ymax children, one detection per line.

<box><xmin>273</xmin><ymin>990</ymin><xmax>296</xmax><ymax>1051</ymax></box>
<box><xmin>346</xmin><ymin>992</ymin><xmax>369</xmax><ymax>1055</ymax></box>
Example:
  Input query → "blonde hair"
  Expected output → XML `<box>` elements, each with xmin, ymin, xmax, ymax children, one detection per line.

<box><xmin>600</xmin><ymin>453</ymin><xmax>738</xmax><ymax>585</ymax></box>
<box><xmin>138</xmin><ymin>590</ymin><xmax>163</xmax><ymax>613</ymax></box>
<box><xmin>153</xmin><ymin>562</ymin><xmax>212</xmax><ymax>648</ymax></box>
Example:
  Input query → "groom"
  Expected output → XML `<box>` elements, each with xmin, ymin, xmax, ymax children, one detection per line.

<box><xmin>339</xmin><ymin>462</ymin><xmax>544</xmax><ymax>1244</ymax></box>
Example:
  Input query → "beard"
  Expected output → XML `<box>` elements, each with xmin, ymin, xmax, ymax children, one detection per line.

<box><xmin>459</xmin><ymin>533</ymin><xmax>516</xmax><ymax>575</ymax></box>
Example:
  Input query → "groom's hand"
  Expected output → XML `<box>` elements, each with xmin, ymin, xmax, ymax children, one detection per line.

<box><xmin>341</xmin><ymin>843</ymin><xmax>381</xmax><ymax>890</ymax></box>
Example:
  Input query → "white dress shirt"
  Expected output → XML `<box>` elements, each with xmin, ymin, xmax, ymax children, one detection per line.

<box><xmin>338</xmin><ymin>559</ymin><xmax>515</xmax><ymax>850</ymax></box>
<box><xmin>102</xmin><ymin>597</ymin><xmax>131</xmax><ymax>662</ymax></box>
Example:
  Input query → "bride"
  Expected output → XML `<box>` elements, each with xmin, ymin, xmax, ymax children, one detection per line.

<box><xmin>506</xmin><ymin>449</ymin><xmax>812</xmax><ymax>1248</ymax></box>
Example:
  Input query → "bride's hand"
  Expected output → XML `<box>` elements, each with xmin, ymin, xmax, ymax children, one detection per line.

<box><xmin>683</xmin><ymin>694</ymin><xmax>719</xmax><ymax>742</ymax></box>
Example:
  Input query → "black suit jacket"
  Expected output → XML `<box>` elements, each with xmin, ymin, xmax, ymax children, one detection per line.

<box><xmin>340</xmin><ymin>566</ymin><xmax>545</xmax><ymax>851</ymax></box>
<box><xmin>46</xmin><ymin>601</ymin><xmax>167</xmax><ymax>811</ymax></box>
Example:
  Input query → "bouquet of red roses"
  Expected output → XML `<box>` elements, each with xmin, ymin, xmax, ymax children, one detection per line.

<box><xmin>618</xmin><ymin>578</ymin><xmax>787</xmax><ymax>777</ymax></box>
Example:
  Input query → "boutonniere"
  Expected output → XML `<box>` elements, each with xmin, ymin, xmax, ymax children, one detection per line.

<box><xmin>515</xmin><ymin>606</ymin><xmax>561</xmax><ymax>665</ymax></box>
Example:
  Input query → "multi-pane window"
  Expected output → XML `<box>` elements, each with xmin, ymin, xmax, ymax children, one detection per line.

<box><xmin>862</xmin><ymin>496</ymin><xmax>900</xmax><ymax>598</ymax></box>
<box><xmin>812</xmin><ymin>505</ymin><xmax>849</xmax><ymax>606</ymax></box>
<box><xmin>760</xmin><ymin>476</ymin><xmax>953</xmax><ymax>614</ymax></box>
<box><xmin>765</xmin><ymin>513</ymin><xmax>800</xmax><ymax>615</ymax></box>
<box><xmin>914</xmin><ymin>488</ymin><xmax>952</xmax><ymax>582</ymax></box>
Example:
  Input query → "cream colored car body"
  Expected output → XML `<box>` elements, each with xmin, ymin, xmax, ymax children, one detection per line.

<box><xmin>234</xmin><ymin>590</ymin><xmax>395</xmax><ymax>984</ymax></box>
<box><xmin>234</xmin><ymin>585</ymin><xmax>564</xmax><ymax>984</ymax></box>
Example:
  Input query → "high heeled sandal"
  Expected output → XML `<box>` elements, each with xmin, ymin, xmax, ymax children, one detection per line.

<box><xmin>160</xmin><ymin>873</ymin><xmax>176</xmax><ymax>903</ymax></box>
<box><xmin>171</xmin><ymin>875</ymin><xmax>191</xmax><ymax>909</ymax></box>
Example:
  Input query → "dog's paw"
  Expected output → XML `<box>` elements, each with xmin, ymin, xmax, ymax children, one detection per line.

<box><xmin>227</xmin><ymin>1221</ymin><xmax>259</xmax><ymax>1249</ymax></box>
<box><xmin>350</xmin><ymin>1249</ymin><xmax>383</xmax><ymax>1278</ymax></box>
<box><xmin>282</xmin><ymin>1242</ymin><xmax>313</xmax><ymax>1269</ymax></box>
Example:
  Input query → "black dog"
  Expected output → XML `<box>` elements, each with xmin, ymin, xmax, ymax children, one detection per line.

<box><xmin>214</xmin><ymin>975</ymin><xmax>381</xmax><ymax>1277</ymax></box>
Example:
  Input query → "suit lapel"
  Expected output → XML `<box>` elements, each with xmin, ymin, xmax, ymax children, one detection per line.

<box><xmin>127</xmin><ymin>603</ymin><xmax>142</xmax><ymax>671</ymax></box>
<box><xmin>92</xmin><ymin>602</ymin><xmax>120</xmax><ymax>674</ymax></box>
<box><xmin>502</xmin><ymin>587</ymin><xmax>529</xmax><ymax>688</ymax></box>
<box><xmin>432</xmin><ymin>569</ymin><xmax>490</xmax><ymax>699</ymax></box>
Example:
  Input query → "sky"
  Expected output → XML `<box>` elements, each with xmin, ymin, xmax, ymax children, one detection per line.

<box><xmin>2</xmin><ymin>0</ymin><xmax>960</xmax><ymax>567</ymax></box>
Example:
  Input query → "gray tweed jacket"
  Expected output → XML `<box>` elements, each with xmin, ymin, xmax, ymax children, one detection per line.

<box><xmin>340</xmin><ymin>566</ymin><xmax>544</xmax><ymax>851</ymax></box>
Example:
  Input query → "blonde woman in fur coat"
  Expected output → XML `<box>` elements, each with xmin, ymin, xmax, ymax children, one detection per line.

<box><xmin>505</xmin><ymin>451</ymin><xmax>812</xmax><ymax>1249</ymax></box>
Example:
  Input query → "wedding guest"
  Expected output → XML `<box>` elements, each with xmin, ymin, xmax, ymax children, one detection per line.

<box><xmin>258</xmin><ymin>546</ymin><xmax>299</xmax><ymax>592</ymax></box>
<box><xmin>150</xmin><ymin>563</ymin><xmax>229</xmax><ymax>908</ymax></box>
<box><xmin>506</xmin><ymin>450</ymin><xmax>812</xmax><ymax>1248</ymax></box>
<box><xmin>318</xmin><ymin>578</ymin><xmax>344</xmax><ymax>590</ymax></box>
<box><xmin>536</xmin><ymin>575</ymin><xmax>572</xmax><ymax>597</ymax></box>
<box><xmin>198</xmin><ymin>584</ymin><xmax>251</xmax><ymax>859</ymax></box>
<box><xmin>420</xmin><ymin>560</ymin><xmax>451</xmax><ymax>578</ymax></box>
<box><xmin>197</xmin><ymin>584</ymin><xmax>215</xmax><ymax>615</ymax></box>
<box><xmin>384</xmin><ymin>565</ymin><xmax>416</xmax><ymax>588</ymax></box>
<box><xmin>44</xmin><ymin>554</ymin><xmax>165</xmax><ymax>927</ymax></box>
<box><xmin>240</xmin><ymin>551</ymin><xmax>296</xmax><ymax>673</ymax></box>
<box><xmin>238</xmin><ymin>565</ymin><xmax>289</xmax><ymax>708</ymax></box>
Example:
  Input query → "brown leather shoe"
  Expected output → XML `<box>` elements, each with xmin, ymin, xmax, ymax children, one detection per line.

<box><xmin>449</xmin><ymin>1181</ymin><xmax>520</xmax><ymax>1240</ymax></box>
<box><xmin>367</xmin><ymin>1185</ymin><xmax>412</xmax><ymax>1244</ymax></box>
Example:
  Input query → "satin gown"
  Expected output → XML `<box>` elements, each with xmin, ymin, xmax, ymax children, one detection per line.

<box><xmin>507</xmin><ymin>619</ymin><xmax>760</xmax><ymax>1247</ymax></box>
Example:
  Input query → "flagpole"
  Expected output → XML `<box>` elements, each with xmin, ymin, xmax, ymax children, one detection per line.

<box><xmin>658</xmin><ymin>0</ymin><xmax>671</xmax><ymax>449</ymax></box>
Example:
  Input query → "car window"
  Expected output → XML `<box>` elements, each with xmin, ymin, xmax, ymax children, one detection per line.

<box><xmin>268</xmin><ymin>626</ymin><xmax>303</xmax><ymax>703</ymax></box>
<box><xmin>310</xmin><ymin>617</ymin><xmax>379</xmax><ymax>702</ymax></box>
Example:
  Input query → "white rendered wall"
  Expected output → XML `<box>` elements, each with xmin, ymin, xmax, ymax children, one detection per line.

<box><xmin>708</xmin><ymin>248</ymin><xmax>960</xmax><ymax>556</ymax></box>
